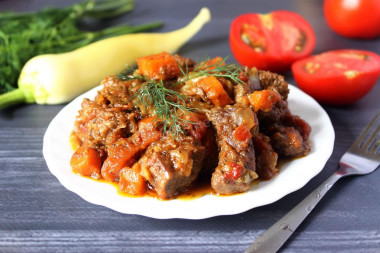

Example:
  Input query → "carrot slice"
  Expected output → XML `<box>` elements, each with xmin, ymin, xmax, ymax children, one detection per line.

<box><xmin>70</xmin><ymin>146</ymin><xmax>102</xmax><ymax>179</ymax></box>
<box><xmin>119</xmin><ymin>164</ymin><xmax>147</xmax><ymax>195</ymax></box>
<box><xmin>101</xmin><ymin>140</ymin><xmax>139</xmax><ymax>182</ymax></box>
<box><xmin>137</xmin><ymin>52</ymin><xmax>181</xmax><ymax>80</ymax></box>
<box><xmin>248</xmin><ymin>90</ymin><xmax>281</xmax><ymax>112</ymax></box>
<box><xmin>198</xmin><ymin>76</ymin><xmax>233</xmax><ymax>106</ymax></box>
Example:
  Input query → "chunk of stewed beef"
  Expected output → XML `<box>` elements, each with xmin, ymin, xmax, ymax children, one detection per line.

<box><xmin>138</xmin><ymin>136</ymin><xmax>205</xmax><ymax>199</ymax></box>
<box><xmin>246</xmin><ymin>68</ymin><xmax>289</xmax><ymax>100</ymax></box>
<box><xmin>253</xmin><ymin>133</ymin><xmax>278</xmax><ymax>180</ymax></box>
<box><xmin>73</xmin><ymin>98</ymin><xmax>137</xmax><ymax>148</ymax></box>
<box><xmin>97</xmin><ymin>76</ymin><xmax>139</xmax><ymax>108</ymax></box>
<box><xmin>265</xmin><ymin>112</ymin><xmax>311</xmax><ymax>158</ymax></box>
<box><xmin>241</xmin><ymin>68</ymin><xmax>290</xmax><ymax>128</ymax></box>
<box><xmin>173</xmin><ymin>54</ymin><xmax>196</xmax><ymax>71</ymax></box>
<box><xmin>206</xmin><ymin>105</ymin><xmax>259</xmax><ymax>194</ymax></box>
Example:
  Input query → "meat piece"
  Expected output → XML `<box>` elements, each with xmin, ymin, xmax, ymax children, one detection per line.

<box><xmin>206</xmin><ymin>105</ymin><xmax>259</xmax><ymax>194</ymax></box>
<box><xmin>253</xmin><ymin>133</ymin><xmax>278</xmax><ymax>180</ymax></box>
<box><xmin>236</xmin><ymin>68</ymin><xmax>290</xmax><ymax>129</ymax></box>
<box><xmin>208</xmin><ymin>106</ymin><xmax>259</xmax><ymax>150</ymax></box>
<box><xmin>173</xmin><ymin>54</ymin><xmax>196</xmax><ymax>71</ymax></box>
<box><xmin>244</xmin><ymin>67</ymin><xmax>311</xmax><ymax>159</ymax></box>
<box><xmin>282</xmin><ymin>112</ymin><xmax>312</xmax><ymax>141</ymax></box>
<box><xmin>211</xmin><ymin>140</ymin><xmax>257</xmax><ymax>194</ymax></box>
<box><xmin>234</xmin><ymin>83</ymin><xmax>251</xmax><ymax>106</ymax></box>
<box><xmin>256</xmin><ymin>100</ymin><xmax>289</xmax><ymax>130</ymax></box>
<box><xmin>199</xmin><ymin>126</ymin><xmax>219</xmax><ymax>178</ymax></box>
<box><xmin>139</xmin><ymin>136</ymin><xmax>205</xmax><ymax>199</ymax></box>
<box><xmin>264</xmin><ymin>112</ymin><xmax>311</xmax><ymax>158</ymax></box>
<box><xmin>258</xmin><ymin>70</ymin><xmax>289</xmax><ymax>100</ymax></box>
<box><xmin>101</xmin><ymin>117</ymin><xmax>162</xmax><ymax>182</ymax></box>
<box><xmin>73</xmin><ymin>98</ymin><xmax>137</xmax><ymax>148</ymax></box>
<box><xmin>97</xmin><ymin>76</ymin><xmax>137</xmax><ymax>108</ymax></box>
<box><xmin>270</xmin><ymin>126</ymin><xmax>306</xmax><ymax>157</ymax></box>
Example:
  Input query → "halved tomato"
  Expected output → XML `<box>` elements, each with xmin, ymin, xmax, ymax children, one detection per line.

<box><xmin>292</xmin><ymin>49</ymin><xmax>380</xmax><ymax>105</ymax></box>
<box><xmin>229</xmin><ymin>10</ymin><xmax>316</xmax><ymax>73</ymax></box>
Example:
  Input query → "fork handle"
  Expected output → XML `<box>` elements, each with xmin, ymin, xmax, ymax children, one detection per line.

<box><xmin>244</xmin><ymin>172</ymin><xmax>343</xmax><ymax>253</ymax></box>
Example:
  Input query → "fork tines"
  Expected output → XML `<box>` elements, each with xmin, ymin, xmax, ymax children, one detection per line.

<box><xmin>350</xmin><ymin>112</ymin><xmax>380</xmax><ymax>158</ymax></box>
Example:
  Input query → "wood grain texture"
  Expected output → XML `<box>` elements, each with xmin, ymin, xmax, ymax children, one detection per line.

<box><xmin>0</xmin><ymin>0</ymin><xmax>379</xmax><ymax>252</ymax></box>
<box><xmin>0</xmin><ymin>230</ymin><xmax>379</xmax><ymax>253</ymax></box>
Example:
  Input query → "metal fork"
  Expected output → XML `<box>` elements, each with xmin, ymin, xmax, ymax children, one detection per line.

<box><xmin>245</xmin><ymin>111</ymin><xmax>380</xmax><ymax>253</ymax></box>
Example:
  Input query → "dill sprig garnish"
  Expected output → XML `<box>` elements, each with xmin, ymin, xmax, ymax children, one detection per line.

<box><xmin>132</xmin><ymin>80</ymin><xmax>195</xmax><ymax>138</ymax></box>
<box><xmin>116</xmin><ymin>66</ymin><xmax>145</xmax><ymax>81</ymax></box>
<box><xmin>179</xmin><ymin>56</ymin><xmax>245</xmax><ymax>85</ymax></box>
<box><xmin>124</xmin><ymin>56</ymin><xmax>244</xmax><ymax>138</ymax></box>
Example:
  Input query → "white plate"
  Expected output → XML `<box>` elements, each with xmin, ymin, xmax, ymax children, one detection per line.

<box><xmin>43</xmin><ymin>84</ymin><xmax>334</xmax><ymax>219</ymax></box>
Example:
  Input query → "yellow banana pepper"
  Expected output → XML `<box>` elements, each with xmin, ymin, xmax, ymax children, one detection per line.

<box><xmin>0</xmin><ymin>7</ymin><xmax>211</xmax><ymax>108</ymax></box>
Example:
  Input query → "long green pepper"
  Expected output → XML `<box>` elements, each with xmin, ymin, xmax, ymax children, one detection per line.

<box><xmin>0</xmin><ymin>0</ymin><xmax>163</xmax><ymax>94</ymax></box>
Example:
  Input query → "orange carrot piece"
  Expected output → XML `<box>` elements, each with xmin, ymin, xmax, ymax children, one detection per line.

<box><xmin>119</xmin><ymin>164</ymin><xmax>147</xmax><ymax>195</ymax></box>
<box><xmin>101</xmin><ymin>139</ymin><xmax>139</xmax><ymax>182</ymax></box>
<box><xmin>70</xmin><ymin>146</ymin><xmax>102</xmax><ymax>179</ymax></box>
<box><xmin>248</xmin><ymin>90</ymin><xmax>281</xmax><ymax>112</ymax></box>
<box><xmin>101</xmin><ymin>117</ymin><xmax>162</xmax><ymax>182</ymax></box>
<box><xmin>137</xmin><ymin>52</ymin><xmax>181</xmax><ymax>80</ymax></box>
<box><xmin>198</xmin><ymin>76</ymin><xmax>233</xmax><ymax>106</ymax></box>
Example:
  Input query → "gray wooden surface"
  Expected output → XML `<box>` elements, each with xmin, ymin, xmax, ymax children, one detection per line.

<box><xmin>1</xmin><ymin>0</ymin><xmax>380</xmax><ymax>252</ymax></box>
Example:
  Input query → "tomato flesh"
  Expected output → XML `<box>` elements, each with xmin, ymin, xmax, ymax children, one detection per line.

<box><xmin>324</xmin><ymin>0</ymin><xmax>380</xmax><ymax>39</ymax></box>
<box><xmin>224</xmin><ymin>162</ymin><xmax>244</xmax><ymax>180</ymax></box>
<box><xmin>233</xmin><ymin>124</ymin><xmax>252</xmax><ymax>143</ymax></box>
<box><xmin>230</xmin><ymin>11</ymin><xmax>316</xmax><ymax>73</ymax></box>
<box><xmin>241</xmin><ymin>23</ymin><xmax>267</xmax><ymax>52</ymax></box>
<box><xmin>292</xmin><ymin>50</ymin><xmax>380</xmax><ymax>105</ymax></box>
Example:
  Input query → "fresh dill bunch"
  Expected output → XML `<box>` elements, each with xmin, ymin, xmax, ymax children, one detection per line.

<box><xmin>132</xmin><ymin>80</ymin><xmax>195</xmax><ymax>138</ymax></box>
<box><xmin>0</xmin><ymin>0</ymin><xmax>163</xmax><ymax>94</ymax></box>
<box><xmin>179</xmin><ymin>56</ymin><xmax>245</xmax><ymax>85</ymax></box>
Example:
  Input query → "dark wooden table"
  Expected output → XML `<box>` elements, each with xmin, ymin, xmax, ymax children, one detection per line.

<box><xmin>1</xmin><ymin>0</ymin><xmax>379</xmax><ymax>252</ymax></box>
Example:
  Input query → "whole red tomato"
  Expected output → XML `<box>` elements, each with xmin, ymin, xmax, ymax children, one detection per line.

<box><xmin>229</xmin><ymin>11</ymin><xmax>316</xmax><ymax>73</ymax></box>
<box><xmin>324</xmin><ymin>0</ymin><xmax>380</xmax><ymax>39</ymax></box>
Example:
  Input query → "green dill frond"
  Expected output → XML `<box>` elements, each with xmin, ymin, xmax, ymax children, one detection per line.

<box><xmin>179</xmin><ymin>56</ymin><xmax>245</xmax><ymax>85</ymax></box>
<box><xmin>132</xmin><ymin>80</ymin><xmax>195</xmax><ymax>138</ymax></box>
<box><xmin>116</xmin><ymin>66</ymin><xmax>145</xmax><ymax>81</ymax></box>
